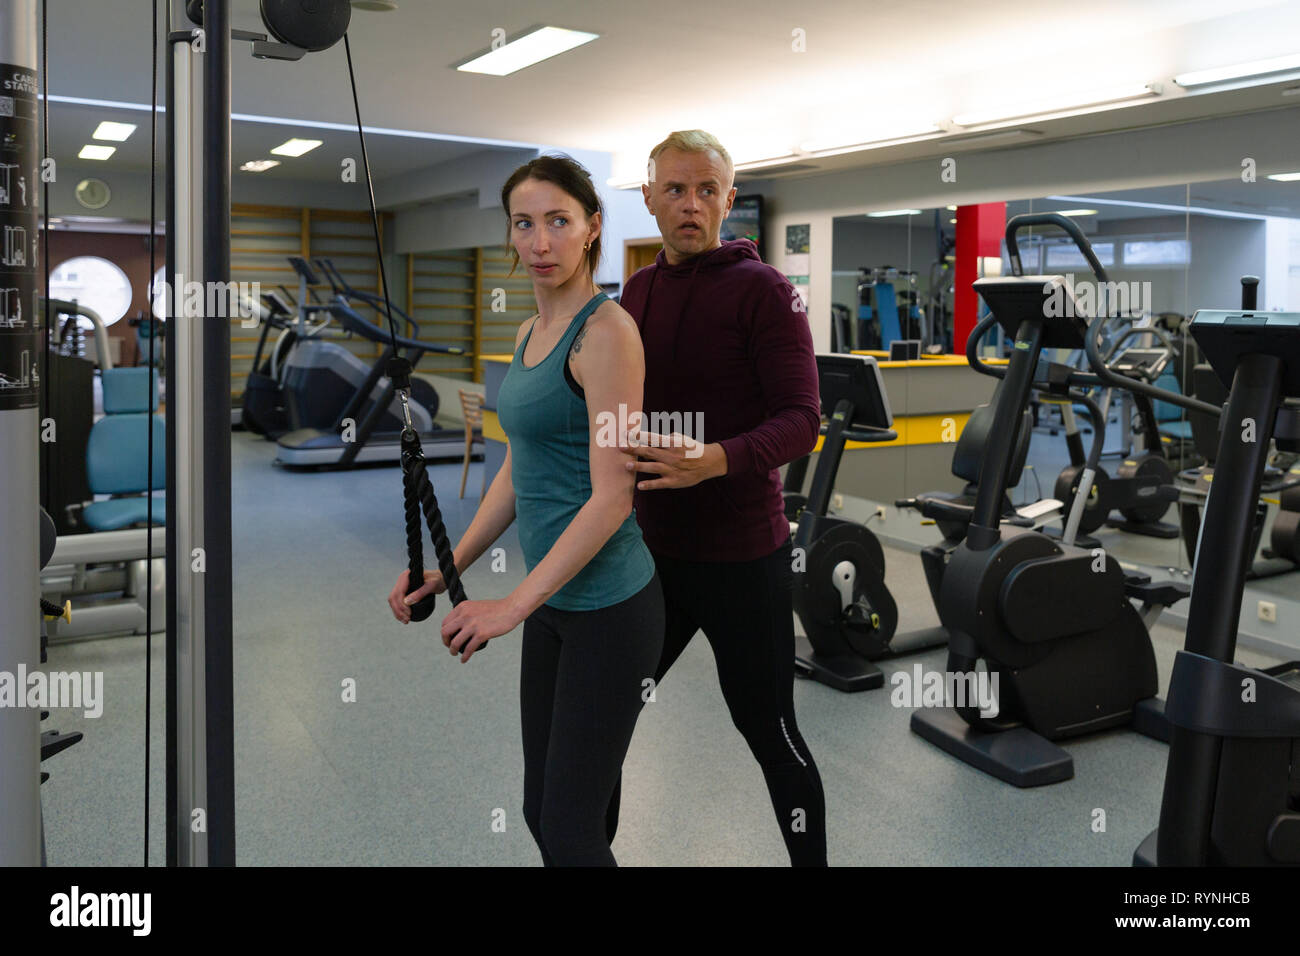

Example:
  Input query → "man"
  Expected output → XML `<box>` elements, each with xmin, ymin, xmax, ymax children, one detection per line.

<box><xmin>616</xmin><ymin>130</ymin><xmax>826</xmax><ymax>866</ymax></box>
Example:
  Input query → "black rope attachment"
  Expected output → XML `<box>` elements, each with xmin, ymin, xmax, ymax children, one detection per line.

<box><xmin>341</xmin><ymin>37</ymin><xmax>467</xmax><ymax>627</ymax></box>
<box><xmin>400</xmin><ymin>425</ymin><xmax>467</xmax><ymax>623</ymax></box>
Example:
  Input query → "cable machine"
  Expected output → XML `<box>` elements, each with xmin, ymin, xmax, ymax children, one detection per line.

<box><xmin>0</xmin><ymin>0</ymin><xmax>43</xmax><ymax>866</ymax></box>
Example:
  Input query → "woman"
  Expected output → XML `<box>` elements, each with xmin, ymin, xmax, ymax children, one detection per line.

<box><xmin>387</xmin><ymin>155</ymin><xmax>663</xmax><ymax>867</ymax></box>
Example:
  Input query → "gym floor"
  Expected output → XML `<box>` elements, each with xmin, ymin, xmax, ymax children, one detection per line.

<box><xmin>40</xmin><ymin>428</ymin><xmax>1285</xmax><ymax>867</ymax></box>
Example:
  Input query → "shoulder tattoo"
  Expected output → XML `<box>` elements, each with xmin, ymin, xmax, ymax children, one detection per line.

<box><xmin>570</xmin><ymin>321</ymin><xmax>591</xmax><ymax>357</ymax></box>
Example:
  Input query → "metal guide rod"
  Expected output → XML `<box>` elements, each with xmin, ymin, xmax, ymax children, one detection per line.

<box><xmin>165</xmin><ymin>0</ymin><xmax>235</xmax><ymax>867</ymax></box>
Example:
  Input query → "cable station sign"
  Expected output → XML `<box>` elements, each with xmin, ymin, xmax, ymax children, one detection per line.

<box><xmin>0</xmin><ymin>59</ymin><xmax>39</xmax><ymax>410</ymax></box>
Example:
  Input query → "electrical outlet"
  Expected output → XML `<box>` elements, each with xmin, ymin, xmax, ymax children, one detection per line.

<box><xmin>875</xmin><ymin>506</ymin><xmax>887</xmax><ymax>522</ymax></box>
<box><xmin>1258</xmin><ymin>600</ymin><xmax>1277</xmax><ymax>623</ymax></box>
<box><xmin>832</xmin><ymin>493</ymin><xmax>843</xmax><ymax>511</ymax></box>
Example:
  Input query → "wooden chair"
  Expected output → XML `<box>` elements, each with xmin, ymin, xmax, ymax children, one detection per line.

<box><xmin>458</xmin><ymin>389</ymin><xmax>485</xmax><ymax>498</ymax></box>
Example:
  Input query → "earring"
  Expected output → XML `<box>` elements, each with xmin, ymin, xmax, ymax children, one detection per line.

<box><xmin>584</xmin><ymin>241</ymin><xmax>591</xmax><ymax>250</ymax></box>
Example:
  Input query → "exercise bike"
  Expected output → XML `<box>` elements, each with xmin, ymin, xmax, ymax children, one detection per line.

<box><xmin>789</xmin><ymin>354</ymin><xmax>945</xmax><ymax>691</ymax></box>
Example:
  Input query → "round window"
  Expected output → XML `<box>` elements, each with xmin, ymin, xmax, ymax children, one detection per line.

<box><xmin>48</xmin><ymin>256</ymin><xmax>133</xmax><ymax>328</ymax></box>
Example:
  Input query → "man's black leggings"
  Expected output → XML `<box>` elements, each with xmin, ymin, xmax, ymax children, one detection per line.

<box><xmin>520</xmin><ymin>574</ymin><xmax>664</xmax><ymax>866</ymax></box>
<box><xmin>608</xmin><ymin>539</ymin><xmax>828</xmax><ymax>866</ymax></box>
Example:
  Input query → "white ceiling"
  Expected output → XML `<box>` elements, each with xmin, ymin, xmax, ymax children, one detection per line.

<box><xmin>35</xmin><ymin>0</ymin><xmax>1300</xmax><ymax>208</ymax></box>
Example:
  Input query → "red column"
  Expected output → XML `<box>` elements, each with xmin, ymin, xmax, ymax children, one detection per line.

<box><xmin>953</xmin><ymin>202</ymin><xmax>1006</xmax><ymax>353</ymax></box>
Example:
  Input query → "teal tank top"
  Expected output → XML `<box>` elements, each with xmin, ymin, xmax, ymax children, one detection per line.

<box><xmin>496</xmin><ymin>293</ymin><xmax>655</xmax><ymax>611</ymax></box>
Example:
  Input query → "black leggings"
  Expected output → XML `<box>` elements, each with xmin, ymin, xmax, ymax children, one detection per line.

<box><xmin>612</xmin><ymin>540</ymin><xmax>828</xmax><ymax>866</ymax></box>
<box><xmin>520</xmin><ymin>574</ymin><xmax>664</xmax><ymax>866</ymax></box>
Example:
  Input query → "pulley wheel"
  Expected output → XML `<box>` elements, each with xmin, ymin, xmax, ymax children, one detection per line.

<box><xmin>260</xmin><ymin>0</ymin><xmax>351</xmax><ymax>52</ymax></box>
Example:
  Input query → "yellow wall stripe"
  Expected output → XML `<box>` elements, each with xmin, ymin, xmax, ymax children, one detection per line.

<box><xmin>813</xmin><ymin>412</ymin><xmax>973</xmax><ymax>451</ymax></box>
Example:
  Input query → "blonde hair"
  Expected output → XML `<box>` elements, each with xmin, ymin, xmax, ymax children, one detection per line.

<box><xmin>647</xmin><ymin>130</ymin><xmax>734</xmax><ymax>188</ymax></box>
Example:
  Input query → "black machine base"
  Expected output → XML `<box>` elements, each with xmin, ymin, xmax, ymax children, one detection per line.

<box><xmin>792</xmin><ymin>627</ymin><xmax>949</xmax><ymax>693</ymax></box>
<box><xmin>1133</xmin><ymin>829</ymin><xmax>1159</xmax><ymax>867</ymax></box>
<box><xmin>1105</xmin><ymin>517</ymin><xmax>1180</xmax><ymax>539</ymax></box>
<box><xmin>910</xmin><ymin>707</ymin><xmax>1074</xmax><ymax>787</ymax></box>
<box><xmin>794</xmin><ymin>635</ymin><xmax>884</xmax><ymax>692</ymax></box>
<box><xmin>1131</xmin><ymin>696</ymin><xmax>1171</xmax><ymax>742</ymax></box>
<box><xmin>888</xmin><ymin>626</ymin><xmax>950</xmax><ymax>657</ymax></box>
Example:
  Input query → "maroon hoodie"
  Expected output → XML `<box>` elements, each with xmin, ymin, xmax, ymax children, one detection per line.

<box><xmin>621</xmin><ymin>238</ymin><xmax>820</xmax><ymax>561</ymax></box>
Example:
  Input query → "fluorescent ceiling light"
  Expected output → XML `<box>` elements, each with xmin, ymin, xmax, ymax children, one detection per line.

<box><xmin>1266</xmin><ymin>171</ymin><xmax>1300</xmax><ymax>182</ymax></box>
<box><xmin>457</xmin><ymin>26</ymin><xmax>598</xmax><ymax>76</ymax></box>
<box><xmin>867</xmin><ymin>208</ymin><xmax>922</xmax><ymax>218</ymax></box>
<box><xmin>240</xmin><ymin>159</ymin><xmax>281</xmax><ymax>172</ymax></box>
<box><xmin>1175</xmin><ymin>53</ymin><xmax>1300</xmax><ymax>88</ymax></box>
<box><xmin>952</xmin><ymin>84</ymin><xmax>1158</xmax><ymax>126</ymax></box>
<box><xmin>949</xmin><ymin>218</ymin><xmax>957</xmax><ymax>224</ymax></box>
<box><xmin>78</xmin><ymin>144</ymin><xmax>115</xmax><ymax>160</ymax></box>
<box><xmin>92</xmin><ymin>121</ymin><xmax>136</xmax><ymax>141</ymax></box>
<box><xmin>1053</xmin><ymin>208</ymin><xmax>1098</xmax><ymax>216</ymax></box>
<box><xmin>800</xmin><ymin>124</ymin><xmax>941</xmax><ymax>154</ymax></box>
<box><xmin>1047</xmin><ymin>194</ymin><xmax>1270</xmax><ymax>222</ymax></box>
<box><xmin>946</xmin><ymin>205</ymin><xmax>958</xmax><ymax>211</ymax></box>
<box><xmin>271</xmin><ymin>138</ymin><xmax>322</xmax><ymax>157</ymax></box>
<box><xmin>607</xmin><ymin>176</ymin><xmax>645</xmax><ymax>190</ymax></box>
<box><xmin>948</xmin><ymin>129</ymin><xmax>1044</xmax><ymax>146</ymax></box>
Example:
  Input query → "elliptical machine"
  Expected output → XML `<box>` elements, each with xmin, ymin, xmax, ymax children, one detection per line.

<box><xmin>240</xmin><ymin>286</ymin><xmax>333</xmax><ymax>438</ymax></box>
<box><xmin>910</xmin><ymin>214</ymin><xmax>1191</xmax><ymax>787</ymax></box>
<box><xmin>1133</xmin><ymin>291</ymin><xmax>1300</xmax><ymax>866</ymax></box>
<box><xmin>1052</xmin><ymin>323</ymin><xmax>1181</xmax><ymax>539</ymax></box>
<box><xmin>1175</xmin><ymin>279</ymin><xmax>1300</xmax><ymax>577</ymax></box>
<box><xmin>896</xmin><ymin>391</ymin><xmax>1064</xmax><ymax>613</ymax></box>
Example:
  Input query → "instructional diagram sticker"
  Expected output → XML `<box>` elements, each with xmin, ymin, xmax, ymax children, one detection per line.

<box><xmin>0</xmin><ymin>62</ymin><xmax>39</xmax><ymax>411</ymax></box>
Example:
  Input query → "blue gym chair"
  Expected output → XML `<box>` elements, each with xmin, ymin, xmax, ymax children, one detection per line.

<box><xmin>82</xmin><ymin>367</ymin><xmax>166</xmax><ymax>531</ymax></box>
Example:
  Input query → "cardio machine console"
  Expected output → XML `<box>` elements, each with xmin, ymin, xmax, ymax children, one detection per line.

<box><xmin>973</xmin><ymin>275</ymin><xmax>1090</xmax><ymax>350</ymax></box>
<box><xmin>1111</xmin><ymin>347</ymin><xmax>1170</xmax><ymax>383</ymax></box>
<box><xmin>1191</xmin><ymin>310</ymin><xmax>1300</xmax><ymax>396</ymax></box>
<box><xmin>815</xmin><ymin>353</ymin><xmax>894</xmax><ymax>432</ymax></box>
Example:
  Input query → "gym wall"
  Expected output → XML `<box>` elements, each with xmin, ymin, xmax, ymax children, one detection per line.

<box><xmin>389</xmin><ymin>146</ymin><xmax>659</xmax><ymax>290</ymax></box>
<box><xmin>406</xmin><ymin>244</ymin><xmax>539</xmax><ymax>385</ymax></box>
<box><xmin>406</xmin><ymin>248</ymin><xmax>476</xmax><ymax>379</ymax></box>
